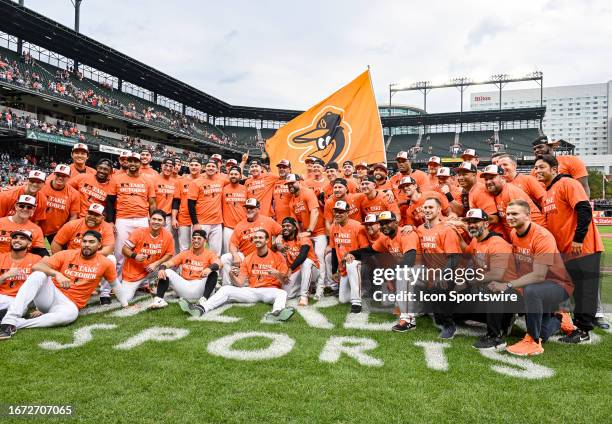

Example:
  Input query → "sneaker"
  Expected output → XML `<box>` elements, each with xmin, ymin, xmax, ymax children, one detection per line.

<box><xmin>558</xmin><ymin>329</ymin><xmax>591</xmax><ymax>344</ymax></box>
<box><xmin>178</xmin><ymin>298</ymin><xmax>204</xmax><ymax>317</ymax></box>
<box><xmin>99</xmin><ymin>297</ymin><xmax>112</xmax><ymax>305</ymax></box>
<box><xmin>0</xmin><ymin>324</ymin><xmax>16</xmax><ymax>340</ymax></box>
<box><xmin>595</xmin><ymin>317</ymin><xmax>610</xmax><ymax>330</ymax></box>
<box><xmin>298</xmin><ymin>296</ymin><xmax>309</xmax><ymax>307</ymax></box>
<box><xmin>313</xmin><ymin>286</ymin><xmax>324</xmax><ymax>301</ymax></box>
<box><xmin>556</xmin><ymin>311</ymin><xmax>576</xmax><ymax>335</ymax></box>
<box><xmin>265</xmin><ymin>307</ymin><xmax>296</xmax><ymax>323</ymax></box>
<box><xmin>473</xmin><ymin>334</ymin><xmax>507</xmax><ymax>351</ymax></box>
<box><xmin>147</xmin><ymin>297</ymin><xmax>168</xmax><ymax>310</ymax></box>
<box><xmin>506</xmin><ymin>334</ymin><xmax>544</xmax><ymax>356</ymax></box>
<box><xmin>439</xmin><ymin>324</ymin><xmax>456</xmax><ymax>340</ymax></box>
<box><xmin>350</xmin><ymin>304</ymin><xmax>362</xmax><ymax>314</ymax></box>
<box><xmin>392</xmin><ymin>319</ymin><xmax>416</xmax><ymax>332</ymax></box>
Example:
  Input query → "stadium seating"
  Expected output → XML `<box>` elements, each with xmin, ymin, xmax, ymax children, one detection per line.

<box><xmin>386</xmin><ymin>133</ymin><xmax>418</xmax><ymax>158</ymax></box>
<box><xmin>500</xmin><ymin>129</ymin><xmax>540</xmax><ymax>158</ymax></box>
<box><xmin>459</xmin><ymin>131</ymin><xmax>495</xmax><ymax>151</ymax></box>
<box><xmin>420</xmin><ymin>133</ymin><xmax>455</xmax><ymax>157</ymax></box>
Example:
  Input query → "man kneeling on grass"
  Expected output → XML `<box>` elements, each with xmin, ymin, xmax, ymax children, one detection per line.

<box><xmin>179</xmin><ymin>229</ymin><xmax>295</xmax><ymax>323</ymax></box>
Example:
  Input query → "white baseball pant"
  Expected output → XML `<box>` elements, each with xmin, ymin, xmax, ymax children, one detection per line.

<box><xmin>220</xmin><ymin>252</ymin><xmax>244</xmax><ymax>286</ymax></box>
<box><xmin>222</xmin><ymin>227</ymin><xmax>234</xmax><ymax>255</ymax></box>
<box><xmin>98</xmin><ymin>255</ymin><xmax>117</xmax><ymax>298</ymax></box>
<box><xmin>115</xmin><ymin>217</ymin><xmax>149</xmax><ymax>274</ymax></box>
<box><xmin>284</xmin><ymin>258</ymin><xmax>320</xmax><ymax>299</ymax></box>
<box><xmin>201</xmin><ymin>224</ymin><xmax>222</xmax><ymax>257</ymax></box>
<box><xmin>118</xmin><ymin>273</ymin><xmax>158</xmax><ymax>303</ymax></box>
<box><xmin>178</xmin><ymin>225</ymin><xmax>192</xmax><ymax>252</ymax></box>
<box><xmin>199</xmin><ymin>285</ymin><xmax>287</xmax><ymax>313</ymax></box>
<box><xmin>0</xmin><ymin>293</ymin><xmax>14</xmax><ymax>311</ymax></box>
<box><xmin>1</xmin><ymin>271</ymin><xmax>79</xmax><ymax>329</ymax></box>
<box><xmin>166</xmin><ymin>269</ymin><xmax>207</xmax><ymax>300</ymax></box>
<box><xmin>339</xmin><ymin>260</ymin><xmax>361</xmax><ymax>306</ymax></box>
<box><xmin>311</xmin><ymin>234</ymin><xmax>327</xmax><ymax>289</ymax></box>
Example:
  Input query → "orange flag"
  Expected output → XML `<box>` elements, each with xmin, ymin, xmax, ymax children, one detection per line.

<box><xmin>265</xmin><ymin>70</ymin><xmax>385</xmax><ymax>176</ymax></box>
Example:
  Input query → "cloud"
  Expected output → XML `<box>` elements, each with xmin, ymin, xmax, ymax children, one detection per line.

<box><xmin>218</xmin><ymin>71</ymin><xmax>251</xmax><ymax>85</ymax></box>
<box><xmin>467</xmin><ymin>19</ymin><xmax>509</xmax><ymax>47</ymax></box>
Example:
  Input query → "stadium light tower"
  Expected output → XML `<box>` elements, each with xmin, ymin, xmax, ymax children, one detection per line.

<box><xmin>410</xmin><ymin>81</ymin><xmax>432</xmax><ymax>112</ymax></box>
<box><xmin>71</xmin><ymin>0</ymin><xmax>83</xmax><ymax>33</ymax></box>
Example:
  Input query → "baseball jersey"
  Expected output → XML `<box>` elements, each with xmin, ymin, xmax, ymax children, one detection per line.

<box><xmin>542</xmin><ymin>176</ymin><xmax>603</xmax><ymax>256</ymax></box>
<box><xmin>222</xmin><ymin>183</ymin><xmax>247</xmax><ymax>229</ymax></box>
<box><xmin>390</xmin><ymin>169</ymin><xmax>429</xmax><ymax>190</ymax></box>
<box><xmin>40</xmin><ymin>181</ymin><xmax>80</xmax><ymax>236</ymax></box>
<box><xmin>244</xmin><ymin>174</ymin><xmax>279</xmax><ymax>217</ymax></box>
<box><xmin>507</xmin><ymin>173</ymin><xmax>546</xmax><ymax>207</ymax></box>
<box><xmin>272</xmin><ymin>179</ymin><xmax>293</xmax><ymax>224</ymax></box>
<box><xmin>357</xmin><ymin>191</ymin><xmax>400</xmax><ymax>217</ymax></box>
<box><xmin>230</xmin><ymin>215</ymin><xmax>282</xmax><ymax>256</ymax></box>
<box><xmin>69</xmin><ymin>173</ymin><xmax>113</xmax><ymax>218</ymax></box>
<box><xmin>0</xmin><ymin>252</ymin><xmax>41</xmax><ymax>296</ymax></box>
<box><xmin>0</xmin><ymin>217</ymin><xmax>44</xmax><ymax>253</ymax></box>
<box><xmin>290</xmin><ymin>187</ymin><xmax>326</xmax><ymax>236</ymax></box>
<box><xmin>239</xmin><ymin>249</ymin><xmax>289</xmax><ymax>289</ymax></box>
<box><xmin>324</xmin><ymin>194</ymin><xmax>362</xmax><ymax>223</ymax></box>
<box><xmin>280</xmin><ymin>235</ymin><xmax>319</xmax><ymax>271</ymax></box>
<box><xmin>465</xmin><ymin>232</ymin><xmax>517</xmax><ymax>281</ymax></box>
<box><xmin>188</xmin><ymin>174</ymin><xmax>226</xmax><ymax>225</ymax></box>
<box><xmin>168</xmin><ymin>248</ymin><xmax>219</xmax><ymax>281</ymax></box>
<box><xmin>122</xmin><ymin>227</ymin><xmax>175</xmax><ymax>282</ymax></box>
<box><xmin>140</xmin><ymin>166</ymin><xmax>159</xmax><ymax>178</ymax></box>
<box><xmin>154</xmin><ymin>175</ymin><xmax>180</xmax><ymax>215</ymax></box>
<box><xmin>108</xmin><ymin>173</ymin><xmax>155</xmax><ymax>219</ymax></box>
<box><xmin>47</xmin><ymin>249</ymin><xmax>117</xmax><ymax>308</ymax></box>
<box><xmin>492</xmin><ymin>183</ymin><xmax>545</xmax><ymax>240</ymax></box>
<box><xmin>0</xmin><ymin>186</ymin><xmax>48</xmax><ymax>223</ymax></box>
<box><xmin>329</xmin><ymin>219</ymin><xmax>369</xmax><ymax>276</ymax></box>
<box><xmin>304</xmin><ymin>178</ymin><xmax>327</xmax><ymax>200</ymax></box>
<box><xmin>53</xmin><ymin>218</ymin><xmax>115</xmax><ymax>250</ymax></box>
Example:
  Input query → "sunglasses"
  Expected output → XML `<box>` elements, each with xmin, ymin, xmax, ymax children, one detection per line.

<box><xmin>16</xmin><ymin>204</ymin><xmax>34</xmax><ymax>210</ymax></box>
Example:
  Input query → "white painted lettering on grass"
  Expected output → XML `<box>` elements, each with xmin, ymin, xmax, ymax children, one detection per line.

<box><xmin>189</xmin><ymin>303</ymin><xmax>255</xmax><ymax>323</ymax></box>
<box><xmin>79</xmin><ymin>294</ymin><xmax>149</xmax><ymax>316</ymax></box>
<box><xmin>113</xmin><ymin>327</ymin><xmax>189</xmax><ymax>350</ymax></box>
<box><xmin>479</xmin><ymin>350</ymin><xmax>555</xmax><ymax>379</ymax></box>
<box><xmin>414</xmin><ymin>341</ymin><xmax>450</xmax><ymax>371</ymax></box>
<box><xmin>343</xmin><ymin>311</ymin><xmax>396</xmax><ymax>332</ymax></box>
<box><xmin>39</xmin><ymin>323</ymin><xmax>117</xmax><ymax>350</ymax></box>
<box><xmin>287</xmin><ymin>296</ymin><xmax>338</xmax><ymax>329</ymax></box>
<box><xmin>207</xmin><ymin>331</ymin><xmax>295</xmax><ymax>361</ymax></box>
<box><xmin>319</xmin><ymin>336</ymin><xmax>383</xmax><ymax>367</ymax></box>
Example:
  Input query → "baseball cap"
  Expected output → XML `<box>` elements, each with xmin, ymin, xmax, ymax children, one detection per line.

<box><xmin>398</xmin><ymin>176</ymin><xmax>417</xmax><ymax>187</ymax></box>
<box><xmin>355</xmin><ymin>162</ymin><xmax>368</xmax><ymax>170</ymax></box>
<box><xmin>192</xmin><ymin>229</ymin><xmax>208</xmax><ymax>239</ymax></box>
<box><xmin>276</xmin><ymin>159</ymin><xmax>291</xmax><ymax>168</ymax></box>
<box><xmin>396</xmin><ymin>151</ymin><xmax>409</xmax><ymax>160</ymax></box>
<box><xmin>211</xmin><ymin>154</ymin><xmax>223</xmax><ymax>162</ymax></box>
<box><xmin>226</xmin><ymin>159</ymin><xmax>238</xmax><ymax>167</ymax></box>
<box><xmin>72</xmin><ymin>143</ymin><xmax>89</xmax><ymax>153</ymax></box>
<box><xmin>244</xmin><ymin>198</ymin><xmax>260</xmax><ymax>208</ymax></box>
<box><xmin>465</xmin><ymin>208</ymin><xmax>489</xmax><ymax>221</ymax></box>
<box><xmin>325</xmin><ymin>162</ymin><xmax>339</xmax><ymax>170</ymax></box>
<box><xmin>436</xmin><ymin>167</ymin><xmax>454</xmax><ymax>177</ymax></box>
<box><xmin>342</xmin><ymin>160</ymin><xmax>354</xmax><ymax>167</ymax></box>
<box><xmin>304</xmin><ymin>157</ymin><xmax>316</xmax><ymax>164</ymax></box>
<box><xmin>53</xmin><ymin>164</ymin><xmax>71</xmax><ymax>177</ymax></box>
<box><xmin>333</xmin><ymin>200</ymin><xmax>349</xmax><ymax>211</ymax></box>
<box><xmin>16</xmin><ymin>194</ymin><xmax>36</xmax><ymax>207</ymax></box>
<box><xmin>428</xmin><ymin>156</ymin><xmax>441</xmax><ymax>165</ymax></box>
<box><xmin>10</xmin><ymin>229</ymin><xmax>33</xmax><ymax>240</ymax></box>
<box><xmin>162</xmin><ymin>157</ymin><xmax>174</xmax><ymax>165</ymax></box>
<box><xmin>189</xmin><ymin>157</ymin><xmax>203</xmax><ymax>165</ymax></box>
<box><xmin>363</xmin><ymin>175</ymin><xmax>376</xmax><ymax>184</ymax></box>
<box><xmin>372</xmin><ymin>163</ymin><xmax>388</xmax><ymax>173</ymax></box>
<box><xmin>312</xmin><ymin>158</ymin><xmax>325</xmax><ymax>167</ymax></box>
<box><xmin>129</xmin><ymin>152</ymin><xmax>141</xmax><ymax>160</ymax></box>
<box><xmin>28</xmin><ymin>170</ymin><xmax>46</xmax><ymax>182</ymax></box>
<box><xmin>532</xmin><ymin>135</ymin><xmax>552</xmax><ymax>146</ymax></box>
<box><xmin>377</xmin><ymin>210</ymin><xmax>397</xmax><ymax>222</ymax></box>
<box><xmin>119</xmin><ymin>150</ymin><xmax>130</xmax><ymax>158</ymax></box>
<box><xmin>249</xmin><ymin>159</ymin><xmax>261</xmax><ymax>166</ymax></box>
<box><xmin>284</xmin><ymin>174</ymin><xmax>300</xmax><ymax>184</ymax></box>
<box><xmin>461</xmin><ymin>149</ymin><xmax>478</xmax><ymax>159</ymax></box>
<box><xmin>88</xmin><ymin>203</ymin><xmax>105</xmax><ymax>215</ymax></box>
<box><xmin>480</xmin><ymin>164</ymin><xmax>504</xmax><ymax>176</ymax></box>
<box><xmin>362</xmin><ymin>213</ymin><xmax>378</xmax><ymax>224</ymax></box>
<box><xmin>332</xmin><ymin>178</ymin><xmax>348</xmax><ymax>187</ymax></box>
<box><xmin>455</xmin><ymin>162</ymin><xmax>477</xmax><ymax>173</ymax></box>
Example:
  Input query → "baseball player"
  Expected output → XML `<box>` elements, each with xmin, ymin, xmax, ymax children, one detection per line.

<box><xmin>357</xmin><ymin>176</ymin><xmax>400</xmax><ymax>218</ymax></box>
<box><xmin>69</xmin><ymin>143</ymin><xmax>96</xmax><ymax>178</ymax></box>
<box><xmin>174</xmin><ymin>157</ymin><xmax>202</xmax><ymax>252</ymax></box>
<box><xmin>390</xmin><ymin>151</ymin><xmax>429</xmax><ymax>189</ymax></box>
<box><xmin>0</xmin><ymin>195</ymin><xmax>46</xmax><ymax>257</ymax></box>
<box><xmin>272</xmin><ymin>159</ymin><xmax>293</xmax><ymax>224</ymax></box>
<box><xmin>0</xmin><ymin>230</ymin><xmax>124</xmax><ymax>340</ymax></box>
<box><xmin>496</xmin><ymin>154</ymin><xmax>545</xmax><ymax>207</ymax></box>
<box><xmin>397</xmin><ymin>176</ymin><xmax>450</xmax><ymax>227</ymax></box>
<box><xmin>69</xmin><ymin>158</ymin><xmax>114</xmax><ymax>218</ymax></box>
<box><xmin>154</xmin><ymin>157</ymin><xmax>180</xmax><ymax>233</ymax></box>
<box><xmin>40</xmin><ymin>164</ymin><xmax>80</xmax><ymax>242</ymax></box>
<box><xmin>0</xmin><ymin>170</ymin><xmax>48</xmax><ymax>225</ymax></box>
<box><xmin>426</xmin><ymin>156</ymin><xmax>442</xmax><ymax>188</ymax></box>
<box><xmin>139</xmin><ymin>148</ymin><xmax>159</xmax><ymax>177</ymax></box>
<box><xmin>221</xmin><ymin>166</ymin><xmax>247</xmax><ymax>254</ymax></box>
<box><xmin>244</xmin><ymin>156</ymin><xmax>278</xmax><ymax>216</ymax></box>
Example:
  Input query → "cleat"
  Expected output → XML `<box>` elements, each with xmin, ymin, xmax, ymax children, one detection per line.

<box><xmin>595</xmin><ymin>317</ymin><xmax>610</xmax><ymax>330</ymax></box>
<box><xmin>0</xmin><ymin>324</ymin><xmax>16</xmax><ymax>340</ymax></box>
<box><xmin>178</xmin><ymin>298</ymin><xmax>204</xmax><ymax>317</ymax></box>
<box><xmin>297</xmin><ymin>296</ymin><xmax>309</xmax><ymax>307</ymax></box>
<box><xmin>147</xmin><ymin>297</ymin><xmax>168</xmax><ymax>310</ymax></box>
<box><xmin>506</xmin><ymin>334</ymin><xmax>544</xmax><ymax>356</ymax></box>
<box><xmin>473</xmin><ymin>334</ymin><xmax>507</xmax><ymax>351</ymax></box>
<box><xmin>558</xmin><ymin>329</ymin><xmax>591</xmax><ymax>344</ymax></box>
<box><xmin>265</xmin><ymin>307</ymin><xmax>295</xmax><ymax>323</ymax></box>
<box><xmin>99</xmin><ymin>297</ymin><xmax>112</xmax><ymax>305</ymax></box>
<box><xmin>350</xmin><ymin>304</ymin><xmax>362</xmax><ymax>314</ymax></box>
<box><xmin>313</xmin><ymin>286</ymin><xmax>324</xmax><ymax>301</ymax></box>
<box><xmin>392</xmin><ymin>319</ymin><xmax>416</xmax><ymax>332</ymax></box>
<box><xmin>439</xmin><ymin>324</ymin><xmax>456</xmax><ymax>340</ymax></box>
<box><xmin>556</xmin><ymin>311</ymin><xmax>576</xmax><ymax>335</ymax></box>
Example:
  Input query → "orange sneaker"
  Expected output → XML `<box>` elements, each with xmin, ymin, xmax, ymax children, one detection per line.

<box><xmin>506</xmin><ymin>334</ymin><xmax>544</xmax><ymax>356</ymax></box>
<box><xmin>557</xmin><ymin>311</ymin><xmax>576</xmax><ymax>335</ymax></box>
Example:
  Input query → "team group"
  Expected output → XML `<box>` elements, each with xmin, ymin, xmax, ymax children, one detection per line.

<box><xmin>0</xmin><ymin>136</ymin><xmax>606</xmax><ymax>356</ymax></box>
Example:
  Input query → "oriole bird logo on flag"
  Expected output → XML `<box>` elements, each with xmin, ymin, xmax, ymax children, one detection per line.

<box><xmin>266</xmin><ymin>70</ymin><xmax>385</xmax><ymax>175</ymax></box>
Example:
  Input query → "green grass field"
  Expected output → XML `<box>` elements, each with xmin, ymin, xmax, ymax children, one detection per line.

<box><xmin>0</xmin><ymin>296</ymin><xmax>610</xmax><ymax>423</ymax></box>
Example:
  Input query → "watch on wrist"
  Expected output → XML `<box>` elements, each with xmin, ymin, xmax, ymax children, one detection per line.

<box><xmin>506</xmin><ymin>282</ymin><xmax>513</xmax><ymax>290</ymax></box>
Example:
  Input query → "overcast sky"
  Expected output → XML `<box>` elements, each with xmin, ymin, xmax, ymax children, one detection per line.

<box><xmin>20</xmin><ymin>0</ymin><xmax>612</xmax><ymax>113</ymax></box>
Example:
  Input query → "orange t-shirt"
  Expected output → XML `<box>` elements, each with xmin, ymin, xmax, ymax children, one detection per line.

<box><xmin>417</xmin><ymin>221</ymin><xmax>462</xmax><ymax>270</ymax></box>
<box><xmin>0</xmin><ymin>217</ymin><xmax>44</xmax><ymax>253</ymax></box>
<box><xmin>357</xmin><ymin>191</ymin><xmax>400</xmax><ymax>218</ymax></box>
<box><xmin>230</xmin><ymin>215</ymin><xmax>282</xmax><ymax>256</ymax></box>
<box><xmin>289</xmin><ymin>187</ymin><xmax>326</xmax><ymax>236</ymax></box>
<box><xmin>304</xmin><ymin>178</ymin><xmax>327</xmax><ymax>200</ymax></box>
<box><xmin>122</xmin><ymin>227</ymin><xmax>175</xmax><ymax>282</ymax></box>
<box><xmin>40</xmin><ymin>181</ymin><xmax>80</xmax><ymax>235</ymax></box>
<box><xmin>168</xmin><ymin>248</ymin><xmax>219</xmax><ymax>281</ymax></box>
<box><xmin>467</xmin><ymin>182</ymin><xmax>504</xmax><ymax>234</ymax></box>
<box><xmin>140</xmin><ymin>166</ymin><xmax>159</xmax><ymax>178</ymax></box>
<box><xmin>0</xmin><ymin>252</ymin><xmax>42</xmax><ymax>296</ymax></box>
<box><xmin>53</xmin><ymin>218</ymin><xmax>115</xmax><ymax>250</ymax></box>
<box><xmin>222</xmin><ymin>183</ymin><xmax>247</xmax><ymax>229</ymax></box>
<box><xmin>244</xmin><ymin>174</ymin><xmax>279</xmax><ymax>217</ymax></box>
<box><xmin>492</xmin><ymin>183</ymin><xmax>545</xmax><ymax>240</ymax></box>
<box><xmin>403</xmin><ymin>191</ymin><xmax>449</xmax><ymax>227</ymax></box>
<box><xmin>0</xmin><ymin>186</ymin><xmax>48</xmax><ymax>224</ymax></box>
<box><xmin>280</xmin><ymin>235</ymin><xmax>319</xmax><ymax>271</ymax></box>
<box><xmin>273</xmin><ymin>180</ymin><xmax>293</xmax><ymax>224</ymax></box>
<box><xmin>154</xmin><ymin>175</ymin><xmax>180</xmax><ymax>215</ymax></box>
<box><xmin>68</xmin><ymin>164</ymin><xmax>96</xmax><ymax>180</ymax></box>
<box><xmin>508</xmin><ymin>173</ymin><xmax>546</xmax><ymax>207</ymax></box>
<box><xmin>324</xmin><ymin>194</ymin><xmax>362</xmax><ymax>223</ymax></box>
<box><xmin>372</xmin><ymin>231</ymin><xmax>420</xmax><ymax>255</ymax></box>
<box><xmin>69</xmin><ymin>173</ymin><xmax>113</xmax><ymax>218</ymax></box>
<box><xmin>329</xmin><ymin>219</ymin><xmax>369</xmax><ymax>276</ymax></box>
<box><xmin>530</xmin><ymin>155</ymin><xmax>588</xmax><ymax>180</ymax></box>
<box><xmin>390</xmin><ymin>169</ymin><xmax>430</xmax><ymax>190</ymax></box>
<box><xmin>176</xmin><ymin>175</ymin><xmax>199</xmax><ymax>226</ymax></box>
<box><xmin>47</xmin><ymin>249</ymin><xmax>117</xmax><ymax>309</ymax></box>
<box><xmin>510</xmin><ymin>223</ymin><xmax>573</xmax><ymax>295</ymax></box>
<box><xmin>239</xmin><ymin>249</ymin><xmax>289</xmax><ymax>289</ymax></box>
<box><xmin>542</xmin><ymin>176</ymin><xmax>603</xmax><ymax>256</ymax></box>
<box><xmin>465</xmin><ymin>233</ymin><xmax>517</xmax><ymax>281</ymax></box>
<box><xmin>188</xmin><ymin>174</ymin><xmax>226</xmax><ymax>225</ymax></box>
<box><xmin>108</xmin><ymin>173</ymin><xmax>155</xmax><ymax>219</ymax></box>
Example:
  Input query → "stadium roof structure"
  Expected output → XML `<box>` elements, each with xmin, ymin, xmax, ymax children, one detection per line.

<box><xmin>0</xmin><ymin>0</ymin><xmax>302</xmax><ymax>121</ymax></box>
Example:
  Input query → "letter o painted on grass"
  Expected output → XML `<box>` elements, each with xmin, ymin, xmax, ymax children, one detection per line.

<box><xmin>207</xmin><ymin>331</ymin><xmax>295</xmax><ymax>361</ymax></box>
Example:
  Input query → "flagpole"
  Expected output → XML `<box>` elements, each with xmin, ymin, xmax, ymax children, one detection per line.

<box><xmin>367</xmin><ymin>67</ymin><xmax>386</xmax><ymax>166</ymax></box>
